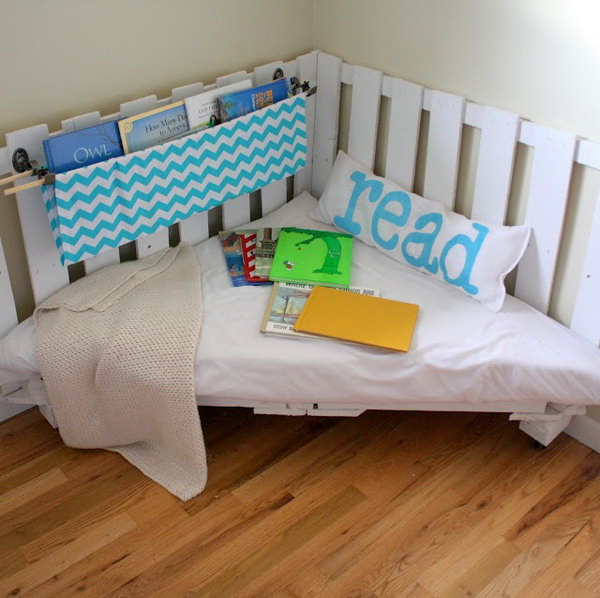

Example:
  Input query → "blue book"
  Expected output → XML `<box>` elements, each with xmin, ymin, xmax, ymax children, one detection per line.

<box><xmin>118</xmin><ymin>101</ymin><xmax>190</xmax><ymax>154</ymax></box>
<box><xmin>43</xmin><ymin>120</ymin><xmax>124</xmax><ymax>174</ymax></box>
<box><xmin>218</xmin><ymin>78</ymin><xmax>291</xmax><ymax>123</ymax></box>
<box><xmin>218</xmin><ymin>231</ymin><xmax>265</xmax><ymax>287</ymax></box>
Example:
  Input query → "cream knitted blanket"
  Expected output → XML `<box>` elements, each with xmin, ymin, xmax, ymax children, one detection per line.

<box><xmin>34</xmin><ymin>244</ymin><xmax>206</xmax><ymax>500</ymax></box>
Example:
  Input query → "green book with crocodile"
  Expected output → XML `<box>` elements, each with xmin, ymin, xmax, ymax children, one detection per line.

<box><xmin>269</xmin><ymin>228</ymin><xmax>354</xmax><ymax>288</ymax></box>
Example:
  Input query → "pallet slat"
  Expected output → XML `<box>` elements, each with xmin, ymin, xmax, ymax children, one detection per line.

<box><xmin>0</xmin><ymin>236</ymin><xmax>17</xmax><ymax>335</ymax></box>
<box><xmin>119</xmin><ymin>96</ymin><xmax>170</xmax><ymax>258</ymax></box>
<box><xmin>222</xmin><ymin>196</ymin><xmax>251</xmax><ymax>230</ymax></box>
<box><xmin>570</xmin><ymin>189</ymin><xmax>600</xmax><ymax>346</ymax></box>
<box><xmin>423</xmin><ymin>91</ymin><xmax>465</xmax><ymax>210</ymax></box>
<box><xmin>312</xmin><ymin>53</ymin><xmax>342</xmax><ymax>198</ymax></box>
<box><xmin>293</xmin><ymin>52</ymin><xmax>318</xmax><ymax>197</ymax></box>
<box><xmin>384</xmin><ymin>78</ymin><xmax>423</xmax><ymax>190</ymax></box>
<box><xmin>471</xmin><ymin>106</ymin><xmax>519</xmax><ymax>225</ymax></box>
<box><xmin>171</xmin><ymin>81</ymin><xmax>204</xmax><ymax>102</ymax></box>
<box><xmin>252</xmin><ymin>60</ymin><xmax>289</xmax><ymax>217</ymax></box>
<box><xmin>5</xmin><ymin>125</ymin><xmax>70</xmax><ymax>303</ymax></box>
<box><xmin>514</xmin><ymin>126</ymin><xmax>577</xmax><ymax>314</ymax></box>
<box><xmin>216</xmin><ymin>70</ymin><xmax>254</xmax><ymax>229</ymax></box>
<box><xmin>64</xmin><ymin>112</ymin><xmax>122</xmax><ymax>274</ymax></box>
<box><xmin>347</xmin><ymin>66</ymin><xmax>383</xmax><ymax>171</ymax></box>
<box><xmin>172</xmin><ymin>81</ymin><xmax>210</xmax><ymax>246</ymax></box>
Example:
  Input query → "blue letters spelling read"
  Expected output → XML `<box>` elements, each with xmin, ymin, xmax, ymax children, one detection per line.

<box><xmin>332</xmin><ymin>171</ymin><xmax>489</xmax><ymax>296</ymax></box>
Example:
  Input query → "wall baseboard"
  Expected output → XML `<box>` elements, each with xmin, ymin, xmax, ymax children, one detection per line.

<box><xmin>565</xmin><ymin>415</ymin><xmax>600</xmax><ymax>454</ymax></box>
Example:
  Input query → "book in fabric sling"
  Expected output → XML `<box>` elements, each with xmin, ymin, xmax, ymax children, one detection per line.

<box><xmin>269</xmin><ymin>228</ymin><xmax>354</xmax><ymax>288</ymax></box>
<box><xmin>42</xmin><ymin>120</ymin><xmax>124</xmax><ymax>174</ymax></box>
<box><xmin>293</xmin><ymin>286</ymin><xmax>419</xmax><ymax>352</ymax></box>
<box><xmin>184</xmin><ymin>79</ymin><xmax>252</xmax><ymax>131</ymax></box>
<box><xmin>118</xmin><ymin>101</ymin><xmax>190</xmax><ymax>154</ymax></box>
<box><xmin>218</xmin><ymin>78</ymin><xmax>292</xmax><ymax>122</ymax></box>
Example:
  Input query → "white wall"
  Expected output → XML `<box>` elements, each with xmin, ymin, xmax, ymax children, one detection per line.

<box><xmin>0</xmin><ymin>0</ymin><xmax>312</xmax><ymax>319</ymax></box>
<box><xmin>314</xmin><ymin>0</ymin><xmax>600</xmax><ymax>140</ymax></box>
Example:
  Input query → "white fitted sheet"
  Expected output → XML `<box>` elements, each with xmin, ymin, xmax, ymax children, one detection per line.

<box><xmin>2</xmin><ymin>191</ymin><xmax>600</xmax><ymax>410</ymax></box>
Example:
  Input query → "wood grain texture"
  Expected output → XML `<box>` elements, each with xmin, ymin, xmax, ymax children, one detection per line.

<box><xmin>0</xmin><ymin>408</ymin><xmax>598</xmax><ymax>597</ymax></box>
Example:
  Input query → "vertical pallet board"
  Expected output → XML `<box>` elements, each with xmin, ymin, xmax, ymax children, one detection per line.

<box><xmin>384</xmin><ymin>78</ymin><xmax>423</xmax><ymax>190</ymax></box>
<box><xmin>0</xmin><ymin>236</ymin><xmax>17</xmax><ymax>335</ymax></box>
<box><xmin>119</xmin><ymin>95</ymin><xmax>170</xmax><ymax>258</ymax></box>
<box><xmin>0</xmin><ymin>236</ymin><xmax>29</xmax><ymax>421</ymax></box>
<box><xmin>218</xmin><ymin>71</ymin><xmax>253</xmax><ymax>230</ymax></box>
<box><xmin>253</xmin><ymin>60</ymin><xmax>288</xmax><ymax>216</ymax></box>
<box><xmin>423</xmin><ymin>91</ymin><xmax>465</xmax><ymax>210</ymax></box>
<box><xmin>570</xmin><ymin>188</ymin><xmax>600</xmax><ymax>346</ymax></box>
<box><xmin>171</xmin><ymin>81</ymin><xmax>204</xmax><ymax>103</ymax></box>
<box><xmin>471</xmin><ymin>106</ymin><xmax>520</xmax><ymax>225</ymax></box>
<box><xmin>61</xmin><ymin>112</ymin><xmax>122</xmax><ymax>273</ymax></box>
<box><xmin>294</xmin><ymin>52</ymin><xmax>318</xmax><ymax>197</ymax></box>
<box><xmin>6</xmin><ymin>125</ymin><xmax>70</xmax><ymax>304</ymax></box>
<box><xmin>515</xmin><ymin>126</ymin><xmax>577</xmax><ymax>314</ymax></box>
<box><xmin>170</xmin><ymin>81</ymin><xmax>205</xmax><ymax>245</ymax></box>
<box><xmin>312</xmin><ymin>52</ymin><xmax>342</xmax><ymax>198</ymax></box>
<box><xmin>347</xmin><ymin>65</ymin><xmax>383</xmax><ymax>171</ymax></box>
<box><xmin>171</xmin><ymin>81</ymin><xmax>212</xmax><ymax>246</ymax></box>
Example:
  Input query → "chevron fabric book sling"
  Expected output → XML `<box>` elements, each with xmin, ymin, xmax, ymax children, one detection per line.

<box><xmin>44</xmin><ymin>94</ymin><xmax>308</xmax><ymax>265</ymax></box>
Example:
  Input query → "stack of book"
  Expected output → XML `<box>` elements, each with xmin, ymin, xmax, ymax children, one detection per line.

<box><xmin>43</xmin><ymin>78</ymin><xmax>294</xmax><ymax>174</ymax></box>
<box><xmin>217</xmin><ymin>224</ymin><xmax>420</xmax><ymax>352</ymax></box>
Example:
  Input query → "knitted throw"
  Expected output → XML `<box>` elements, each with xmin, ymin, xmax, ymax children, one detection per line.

<box><xmin>34</xmin><ymin>244</ymin><xmax>206</xmax><ymax>500</ymax></box>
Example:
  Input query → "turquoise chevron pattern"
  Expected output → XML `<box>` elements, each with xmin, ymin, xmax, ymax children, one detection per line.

<box><xmin>47</xmin><ymin>95</ymin><xmax>307</xmax><ymax>265</ymax></box>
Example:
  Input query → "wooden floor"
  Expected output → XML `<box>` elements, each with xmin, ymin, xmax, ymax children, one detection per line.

<box><xmin>0</xmin><ymin>408</ymin><xmax>598</xmax><ymax>597</ymax></box>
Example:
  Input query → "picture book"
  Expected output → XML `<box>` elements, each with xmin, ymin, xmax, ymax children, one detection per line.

<box><xmin>240</xmin><ymin>232</ymin><xmax>272</xmax><ymax>284</ymax></box>
<box><xmin>118</xmin><ymin>101</ymin><xmax>190</xmax><ymax>154</ymax></box>
<box><xmin>184</xmin><ymin>79</ymin><xmax>252</xmax><ymax>131</ymax></box>
<box><xmin>42</xmin><ymin>120</ymin><xmax>123</xmax><ymax>174</ymax></box>
<box><xmin>254</xmin><ymin>227</ymin><xmax>280</xmax><ymax>278</ymax></box>
<box><xmin>261</xmin><ymin>282</ymin><xmax>379</xmax><ymax>339</ymax></box>
<box><xmin>294</xmin><ymin>286</ymin><xmax>419</xmax><ymax>352</ymax></box>
<box><xmin>218</xmin><ymin>78</ymin><xmax>291</xmax><ymax>123</ymax></box>
<box><xmin>218</xmin><ymin>230</ymin><xmax>265</xmax><ymax>287</ymax></box>
<box><xmin>269</xmin><ymin>228</ymin><xmax>354</xmax><ymax>288</ymax></box>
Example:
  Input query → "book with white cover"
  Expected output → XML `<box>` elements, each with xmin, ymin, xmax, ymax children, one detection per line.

<box><xmin>184</xmin><ymin>79</ymin><xmax>252</xmax><ymax>131</ymax></box>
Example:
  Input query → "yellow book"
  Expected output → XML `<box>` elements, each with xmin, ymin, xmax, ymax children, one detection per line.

<box><xmin>293</xmin><ymin>286</ymin><xmax>419</xmax><ymax>352</ymax></box>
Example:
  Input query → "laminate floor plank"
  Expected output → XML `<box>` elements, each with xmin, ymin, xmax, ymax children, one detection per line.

<box><xmin>0</xmin><ymin>408</ymin><xmax>597</xmax><ymax>598</ymax></box>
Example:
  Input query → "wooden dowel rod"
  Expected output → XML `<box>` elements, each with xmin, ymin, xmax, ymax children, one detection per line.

<box><xmin>3</xmin><ymin>177</ymin><xmax>51</xmax><ymax>196</ymax></box>
<box><xmin>0</xmin><ymin>170</ymin><xmax>33</xmax><ymax>186</ymax></box>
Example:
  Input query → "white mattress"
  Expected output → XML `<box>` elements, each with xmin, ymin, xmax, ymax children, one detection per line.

<box><xmin>2</xmin><ymin>192</ymin><xmax>600</xmax><ymax>411</ymax></box>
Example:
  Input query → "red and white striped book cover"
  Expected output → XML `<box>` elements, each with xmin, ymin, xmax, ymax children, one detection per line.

<box><xmin>240</xmin><ymin>233</ymin><xmax>269</xmax><ymax>282</ymax></box>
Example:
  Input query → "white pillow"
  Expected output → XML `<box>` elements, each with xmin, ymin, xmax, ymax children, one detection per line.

<box><xmin>311</xmin><ymin>150</ymin><xmax>530</xmax><ymax>312</ymax></box>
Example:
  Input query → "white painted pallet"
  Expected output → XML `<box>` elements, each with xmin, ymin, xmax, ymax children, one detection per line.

<box><xmin>0</xmin><ymin>236</ymin><xmax>30</xmax><ymax>422</ymax></box>
<box><xmin>2</xmin><ymin>52</ymin><xmax>600</xmax><ymax>447</ymax></box>
<box><xmin>384</xmin><ymin>78</ymin><xmax>423</xmax><ymax>190</ymax></box>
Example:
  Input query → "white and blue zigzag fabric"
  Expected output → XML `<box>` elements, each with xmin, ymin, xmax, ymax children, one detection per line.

<box><xmin>44</xmin><ymin>95</ymin><xmax>307</xmax><ymax>265</ymax></box>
